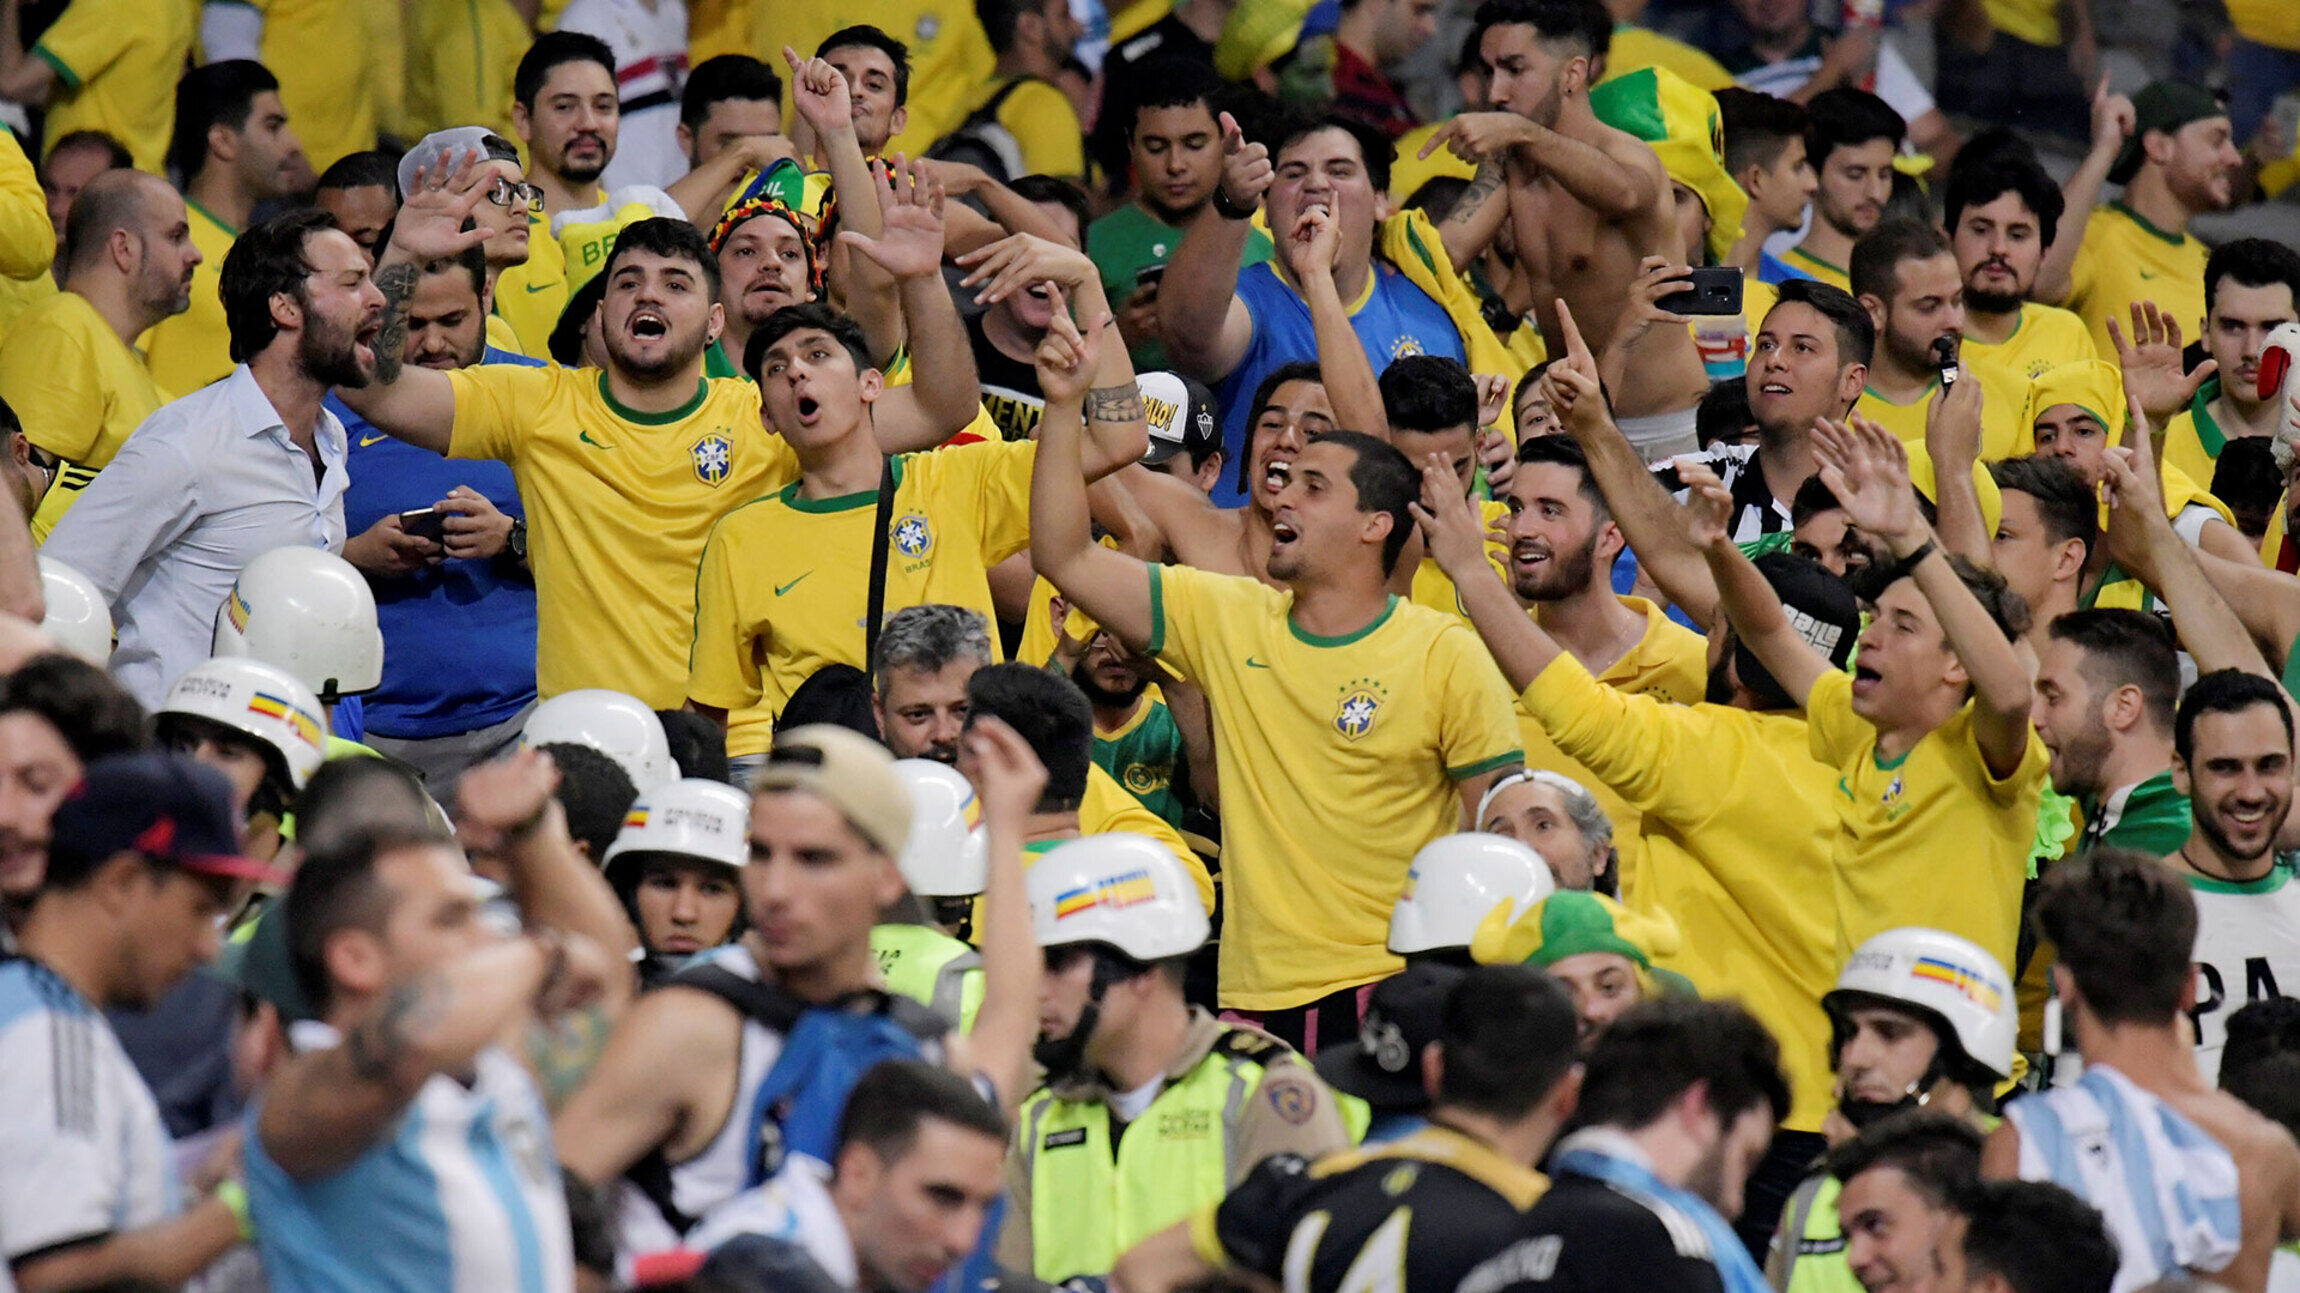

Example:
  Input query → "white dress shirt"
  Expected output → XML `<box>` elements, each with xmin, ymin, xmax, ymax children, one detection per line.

<box><xmin>43</xmin><ymin>365</ymin><xmax>348</xmax><ymax>707</ymax></box>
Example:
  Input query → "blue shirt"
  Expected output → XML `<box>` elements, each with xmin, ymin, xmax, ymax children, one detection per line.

<box><xmin>1213</xmin><ymin>260</ymin><xmax>1467</xmax><ymax>507</ymax></box>
<box><xmin>335</xmin><ymin>346</ymin><xmax>541</xmax><ymax>740</ymax></box>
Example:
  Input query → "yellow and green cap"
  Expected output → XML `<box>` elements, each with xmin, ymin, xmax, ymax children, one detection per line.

<box><xmin>2023</xmin><ymin>359</ymin><xmax>2127</xmax><ymax>442</ymax></box>
<box><xmin>1470</xmin><ymin>888</ymin><xmax>1682</xmax><ymax>970</ymax></box>
<box><xmin>1589</xmin><ymin>66</ymin><xmax>1747</xmax><ymax>265</ymax></box>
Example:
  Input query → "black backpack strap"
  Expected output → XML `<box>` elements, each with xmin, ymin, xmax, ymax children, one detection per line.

<box><xmin>625</xmin><ymin>1146</ymin><xmax>699</xmax><ymax>1236</ymax></box>
<box><xmin>864</xmin><ymin>454</ymin><xmax>896</xmax><ymax>684</ymax></box>
<box><xmin>667</xmin><ymin>961</ymin><xmax>808</xmax><ymax>1034</ymax></box>
<box><xmin>964</xmin><ymin>75</ymin><xmax>1039</xmax><ymax>128</ymax></box>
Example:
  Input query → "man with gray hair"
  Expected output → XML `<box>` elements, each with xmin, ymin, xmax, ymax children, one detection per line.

<box><xmin>873</xmin><ymin>603</ymin><xmax>995</xmax><ymax>765</ymax></box>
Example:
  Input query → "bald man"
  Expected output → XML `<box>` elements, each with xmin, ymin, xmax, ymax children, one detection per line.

<box><xmin>0</xmin><ymin>170</ymin><xmax>198</xmax><ymax>538</ymax></box>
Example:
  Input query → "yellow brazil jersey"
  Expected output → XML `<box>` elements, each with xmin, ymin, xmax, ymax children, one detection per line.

<box><xmin>1522</xmin><ymin>654</ymin><xmax>1838</xmax><ymax>1131</ymax></box>
<box><xmin>757</xmin><ymin>0</ymin><xmax>997</xmax><ymax>158</ymax></box>
<box><xmin>245</xmin><ymin>0</ymin><xmax>374</xmax><ymax>172</ymax></box>
<box><xmin>688</xmin><ymin>440</ymin><xmax>1035</xmax><ymax>758</ymax></box>
<box><xmin>2066</xmin><ymin>203</ymin><xmax>2209</xmax><ymax>361</ymax></box>
<box><xmin>0</xmin><ymin>126</ymin><xmax>49</xmax><ymax>284</ymax></box>
<box><xmin>1741</xmin><ymin>275</ymin><xmax>1780</xmax><ymax>339</ymax></box>
<box><xmin>1409</xmin><ymin>498</ymin><xmax>1510</xmax><ymax>626</ymax></box>
<box><xmin>1982</xmin><ymin>0</ymin><xmax>2059</xmax><ymax>46</ymax></box>
<box><xmin>993</xmin><ymin>79</ymin><xmax>1087</xmax><ymax>180</ymax></box>
<box><xmin>1389</xmin><ymin>121</ymin><xmax>1475</xmax><ymax>205</ymax></box>
<box><xmin>0</xmin><ymin>291</ymin><xmax>167</xmax><ymax>540</ymax></box>
<box><xmin>688</xmin><ymin>0</ymin><xmax>754</xmax><ymax>61</ymax></box>
<box><xmin>1081</xmin><ymin>765</ymin><xmax>1215</xmax><ymax>912</ymax></box>
<box><xmin>1805</xmin><ymin>667</ymin><xmax>2049</xmax><ymax>979</ymax></box>
<box><xmin>140</xmin><ymin>200</ymin><xmax>237</xmax><ymax>397</ymax></box>
<box><xmin>1778</xmin><ymin>244</ymin><xmax>1850</xmax><ymax>292</ymax></box>
<box><xmin>2226</xmin><ymin>0</ymin><xmax>2300</xmax><ymax>49</ymax></box>
<box><xmin>1599</xmin><ymin>24</ymin><xmax>1734</xmax><ymax>91</ymax></box>
<box><xmin>1516</xmin><ymin>596</ymin><xmax>1707</xmax><ymax>904</ymax></box>
<box><xmin>28</xmin><ymin>0</ymin><xmax>196</xmax><ymax>175</ymax></box>
<box><xmin>1960</xmin><ymin>302</ymin><xmax>2100</xmax><ymax>381</ymax></box>
<box><xmin>1146</xmin><ymin>565</ymin><xmax>1524</xmax><ymax>1010</ymax></box>
<box><xmin>405</xmin><ymin>0</ymin><xmax>529</xmax><ymax>140</ymax></box>
<box><xmin>1853</xmin><ymin>358</ymin><xmax>2035</xmax><ymax>462</ymax></box>
<box><xmin>493</xmin><ymin>203</ymin><xmax>581</xmax><ymax>360</ymax></box>
<box><xmin>2159</xmin><ymin>378</ymin><xmax>2242</xmax><ymax>497</ymax></box>
<box><xmin>447</xmin><ymin>366</ymin><xmax>796</xmax><ymax>706</ymax></box>
<box><xmin>0</xmin><ymin>264</ymin><xmax>58</xmax><ymax>337</ymax></box>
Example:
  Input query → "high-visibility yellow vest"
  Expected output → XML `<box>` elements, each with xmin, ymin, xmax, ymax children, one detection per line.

<box><xmin>870</xmin><ymin>922</ymin><xmax>983</xmax><ymax>1031</ymax></box>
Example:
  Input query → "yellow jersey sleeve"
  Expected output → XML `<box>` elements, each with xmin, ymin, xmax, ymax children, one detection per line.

<box><xmin>1522</xmin><ymin>653</ymin><xmax>1731</xmax><ymax>823</ymax></box>
<box><xmin>1949</xmin><ymin>703</ymin><xmax>2051</xmax><ymax>806</ymax></box>
<box><xmin>0</xmin><ymin>304</ymin><xmax>101</xmax><ymax>462</ymax></box>
<box><xmin>30</xmin><ymin>0</ymin><xmax>137</xmax><ymax>89</ymax></box>
<box><xmin>446</xmin><ymin>364</ymin><xmax>563</xmax><ymax>463</ymax></box>
<box><xmin>1145</xmin><ymin>562</ymin><xmax>1265</xmax><ymax>683</ymax></box>
<box><xmin>1081</xmin><ymin>764</ymin><xmax>1216</xmax><ymax>913</ymax></box>
<box><xmin>0</xmin><ymin>129</ymin><xmax>51</xmax><ymax>282</ymax></box>
<box><xmin>687</xmin><ymin>515</ymin><xmax>765</xmax><ymax>711</ymax></box>
<box><xmin>1431</xmin><ymin>621</ymin><xmax>1526</xmax><ymax>779</ymax></box>
<box><xmin>1805</xmin><ymin>665</ymin><xmax>1869</xmax><ymax>766</ymax></box>
<box><xmin>910</xmin><ymin>439</ymin><xmax>1036</xmax><ymax>565</ymax></box>
<box><xmin>996</xmin><ymin>80</ymin><xmax>1087</xmax><ymax>179</ymax></box>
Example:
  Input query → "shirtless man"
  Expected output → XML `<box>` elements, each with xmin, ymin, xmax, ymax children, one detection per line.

<box><xmin>1419</xmin><ymin>0</ymin><xmax>1706</xmax><ymax>455</ymax></box>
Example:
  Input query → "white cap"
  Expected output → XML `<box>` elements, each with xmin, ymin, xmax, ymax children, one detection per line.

<box><xmin>522</xmin><ymin>689</ymin><xmax>677</xmax><ymax>793</ymax></box>
<box><xmin>1826</xmin><ymin>927</ymin><xmax>2017</xmax><ymax>1080</ymax></box>
<box><xmin>892</xmin><ymin>759</ymin><xmax>988</xmax><ymax>897</ymax></box>
<box><xmin>36</xmin><ymin>556</ymin><xmax>111</xmax><ymax>665</ymax></box>
<box><xmin>1028</xmin><ymin>833</ymin><xmax>1209</xmax><ymax>961</ymax></box>
<box><xmin>602</xmin><ymin>778</ymin><xmax>751</xmax><ymax>879</ymax></box>
<box><xmin>158</xmin><ymin>656</ymin><xmax>328</xmax><ymax>790</ymax></box>
<box><xmin>397</xmin><ymin>126</ymin><xmax>509</xmax><ymax>196</ymax></box>
<box><xmin>213</xmin><ymin>547</ymin><xmax>384</xmax><ymax>699</ymax></box>
<box><xmin>1389</xmin><ymin>832</ymin><xmax>1556</xmax><ymax>954</ymax></box>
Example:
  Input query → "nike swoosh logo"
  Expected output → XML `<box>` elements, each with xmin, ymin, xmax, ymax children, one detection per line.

<box><xmin>2138</xmin><ymin>269</ymin><xmax>2160</xmax><ymax>279</ymax></box>
<box><xmin>579</xmin><ymin>431</ymin><xmax>615</xmax><ymax>449</ymax></box>
<box><xmin>774</xmin><ymin>572</ymin><xmax>812</xmax><ymax>596</ymax></box>
<box><xmin>526</xmin><ymin>282</ymin><xmax>555</xmax><ymax>293</ymax></box>
<box><xmin>1245</xmin><ymin>656</ymin><xmax>1270</xmax><ymax>669</ymax></box>
<box><xmin>358</xmin><ymin>434</ymin><xmax>389</xmax><ymax>447</ymax></box>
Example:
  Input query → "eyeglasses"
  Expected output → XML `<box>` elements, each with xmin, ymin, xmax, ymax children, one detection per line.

<box><xmin>485</xmin><ymin>178</ymin><xmax>544</xmax><ymax>210</ymax></box>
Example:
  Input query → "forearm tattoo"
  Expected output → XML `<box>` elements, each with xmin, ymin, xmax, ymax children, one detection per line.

<box><xmin>370</xmin><ymin>261</ymin><xmax>421</xmax><ymax>385</ymax></box>
<box><xmin>1086</xmin><ymin>383</ymin><xmax>1144</xmax><ymax>423</ymax></box>
<box><xmin>1447</xmin><ymin>161</ymin><xmax>1504</xmax><ymax>226</ymax></box>
<box><xmin>341</xmin><ymin>973</ymin><xmax>445</xmax><ymax>1083</ymax></box>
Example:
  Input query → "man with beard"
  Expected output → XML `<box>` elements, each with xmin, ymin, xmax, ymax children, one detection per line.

<box><xmin>45</xmin><ymin>210</ymin><xmax>382</xmax><ymax>709</ymax></box>
<box><xmin>142</xmin><ymin>61</ymin><xmax>309</xmax><ymax>397</ymax></box>
<box><xmin>2043</xmin><ymin>80</ymin><xmax>2242</xmax><ymax>360</ymax></box>
<box><xmin>1004</xmin><ymin>831</ymin><xmax>1346</xmax><ymax>1284</ymax></box>
<box><xmin>341</xmin><ymin>157</ymin><xmax>977</xmax><ymax>711</ymax></box>
<box><xmin>1068</xmin><ymin>629</ymin><xmax>1193</xmax><ymax>832</ymax></box>
<box><xmin>333</xmin><ymin>247</ymin><xmax>543</xmax><ymax>797</ymax></box>
<box><xmin>397</xmin><ymin>129</ymin><xmax>546</xmax><ymax>358</ymax></box>
<box><xmin>495</xmin><ymin>33</ymin><xmax>620</xmax><ymax>362</ymax></box>
<box><xmin>2163</xmin><ymin>670</ymin><xmax>2300</xmax><ymax>1082</ymax></box>
<box><xmin>1459</xmin><ymin>999</ymin><xmax>1790</xmax><ymax>1293</ymax></box>
<box><xmin>1847</xmin><ymin>220</ymin><xmax>2031</xmax><ymax>462</ymax></box>
<box><xmin>2032</xmin><ymin>610</ymin><xmax>2189</xmax><ymax>858</ymax></box>
<box><xmin>1419</xmin><ymin>0</ymin><xmax>1710</xmax><ymax>456</ymax></box>
<box><xmin>1944</xmin><ymin>156</ymin><xmax>2097</xmax><ymax>382</ymax></box>
<box><xmin>2155</xmin><ymin>240</ymin><xmax>2300</xmax><ymax>496</ymax></box>
<box><xmin>0</xmin><ymin>170</ymin><xmax>198</xmax><ymax>540</ymax></box>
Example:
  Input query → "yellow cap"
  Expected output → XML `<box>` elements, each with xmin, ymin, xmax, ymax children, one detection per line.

<box><xmin>2023</xmin><ymin>359</ymin><xmax>2126</xmax><ymax>440</ymax></box>
<box><xmin>1589</xmin><ymin>66</ymin><xmax>1747</xmax><ymax>265</ymax></box>
<box><xmin>1470</xmin><ymin>889</ymin><xmax>1682</xmax><ymax>969</ymax></box>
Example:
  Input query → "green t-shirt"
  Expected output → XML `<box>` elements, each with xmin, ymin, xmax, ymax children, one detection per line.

<box><xmin>1092</xmin><ymin>693</ymin><xmax>1189</xmax><ymax>830</ymax></box>
<box><xmin>2081</xmin><ymin>769</ymin><xmax>2192</xmax><ymax>856</ymax></box>
<box><xmin>1086</xmin><ymin>201</ymin><xmax>1274</xmax><ymax>372</ymax></box>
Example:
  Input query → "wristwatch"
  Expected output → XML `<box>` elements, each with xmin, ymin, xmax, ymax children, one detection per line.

<box><xmin>506</xmin><ymin>518</ymin><xmax>528</xmax><ymax>561</ymax></box>
<box><xmin>1209</xmin><ymin>184</ymin><xmax>1258</xmax><ymax>221</ymax></box>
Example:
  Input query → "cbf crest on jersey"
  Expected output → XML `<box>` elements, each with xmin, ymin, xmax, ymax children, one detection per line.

<box><xmin>893</xmin><ymin>513</ymin><xmax>935</xmax><ymax>561</ymax></box>
<box><xmin>1334</xmin><ymin>676</ymin><xmax>1390</xmax><ymax>741</ymax></box>
<box><xmin>692</xmin><ymin>433</ymin><xmax>733</xmax><ymax>486</ymax></box>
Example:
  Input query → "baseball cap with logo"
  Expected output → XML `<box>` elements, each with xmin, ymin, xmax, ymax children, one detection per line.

<box><xmin>1138</xmin><ymin>371</ymin><xmax>1222</xmax><ymax>468</ymax></box>
<box><xmin>47</xmin><ymin>752</ymin><xmax>283</xmax><ymax>885</ymax></box>
<box><xmin>2109</xmin><ymin>80</ymin><xmax>2226</xmax><ymax>186</ymax></box>
<box><xmin>1312</xmin><ymin>961</ymin><xmax>1464</xmax><ymax>1110</ymax></box>
<box><xmin>750</xmin><ymin>725</ymin><xmax>914</xmax><ymax>859</ymax></box>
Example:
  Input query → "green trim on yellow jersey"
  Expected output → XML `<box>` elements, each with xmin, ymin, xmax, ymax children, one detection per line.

<box><xmin>596</xmin><ymin>371</ymin><xmax>708</xmax><ymax>425</ymax></box>
<box><xmin>1288</xmin><ymin>595</ymin><xmax>1399</xmax><ymax>647</ymax></box>
<box><xmin>2105</xmin><ymin>200</ymin><xmax>2186</xmax><ymax>247</ymax></box>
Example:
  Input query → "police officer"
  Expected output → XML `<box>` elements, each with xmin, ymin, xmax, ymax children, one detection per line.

<box><xmin>601</xmin><ymin>777</ymin><xmax>751</xmax><ymax>986</ymax></box>
<box><xmin>874</xmin><ymin>758</ymin><xmax>988</xmax><ymax>1029</ymax></box>
<box><xmin>154</xmin><ymin>656</ymin><xmax>329</xmax><ymax>857</ymax></box>
<box><xmin>1388</xmin><ymin>831</ymin><xmax>1556</xmax><ymax>966</ymax></box>
<box><xmin>1005</xmin><ymin>833</ymin><xmax>1353</xmax><ymax>1284</ymax></box>
<box><xmin>211</xmin><ymin>545</ymin><xmax>385</xmax><ymax>752</ymax></box>
<box><xmin>1770</xmin><ymin>927</ymin><xmax>2017</xmax><ymax>1293</ymax></box>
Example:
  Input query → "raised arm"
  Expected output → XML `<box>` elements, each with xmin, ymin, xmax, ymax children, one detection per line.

<box><xmin>665</xmin><ymin>137</ymin><xmax>802</xmax><ymax>227</ymax></box>
<box><xmin>1287</xmin><ymin>206</ymin><xmax>1386</xmax><ymax>438</ymax></box>
<box><xmin>780</xmin><ymin>47</ymin><xmax>911</xmax><ymax>364</ymax></box>
<box><xmin>1409</xmin><ymin>455</ymin><xmax>1560</xmax><ymax>689</ymax></box>
<box><xmin>1030</xmin><ymin>300</ymin><xmax>1158</xmax><ymax>650</ymax></box>
<box><xmin>456</xmin><ymin>752</ymin><xmax>640</xmax><ymax>1015</ymax></box>
<box><xmin>1698</xmin><ymin>460</ymin><xmax>1832</xmax><ymax>708</ymax></box>
<box><xmin>840</xmin><ymin>158</ymin><xmax>985</xmax><ymax>450</ymax></box>
<box><xmin>1920</xmin><ymin>380</ymin><xmax>1991</xmax><ymax>564</ymax></box>
<box><xmin>1422</xmin><ymin>112</ymin><xmax>1662</xmax><ymax>223</ymax></box>
<box><xmin>2108</xmin><ymin>301</ymin><xmax>2218</xmax><ymax>425</ymax></box>
<box><xmin>1821</xmin><ymin>417</ymin><xmax>2033</xmax><ymax>775</ymax></box>
<box><xmin>948</xmin><ymin>718</ymin><xmax>1045</xmax><ymax>1115</ymax></box>
<box><xmin>1157</xmin><ymin>112</ymin><xmax>1263</xmax><ymax>383</ymax></box>
<box><xmin>1436</xmin><ymin>160</ymin><xmax>1510</xmax><ymax>275</ymax></box>
<box><xmin>258</xmin><ymin>930</ymin><xmax>617</xmax><ymax>1179</ymax></box>
<box><xmin>336</xmin><ymin>152</ymin><xmax>499</xmax><ymax>452</ymax></box>
<box><xmin>2036</xmin><ymin>80</ymin><xmax>2131</xmax><ymax>306</ymax></box>
<box><xmin>0</xmin><ymin>0</ymin><xmax>56</xmax><ymax>105</ymax></box>
<box><xmin>959</xmin><ymin>241</ymin><xmax>1151</xmax><ymax>476</ymax></box>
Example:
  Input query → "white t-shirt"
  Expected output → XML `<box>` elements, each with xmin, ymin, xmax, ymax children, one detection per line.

<box><xmin>683</xmin><ymin>1158</ymin><xmax>857</xmax><ymax>1287</ymax></box>
<box><xmin>555</xmin><ymin>0</ymin><xmax>692</xmax><ymax>192</ymax></box>
<box><xmin>2187</xmin><ymin>866</ymin><xmax>2300</xmax><ymax>1084</ymax></box>
<box><xmin>1733</xmin><ymin>38</ymin><xmax>1936</xmax><ymax>128</ymax></box>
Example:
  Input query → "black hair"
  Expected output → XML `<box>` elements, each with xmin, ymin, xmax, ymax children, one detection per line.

<box><xmin>1825</xmin><ymin>1109</ymin><xmax>1983</xmax><ymax>1201</ymax></box>
<box><xmin>657</xmin><ymin>709</ymin><xmax>731</xmax><ymax>784</ymax></box>
<box><xmin>2221</xmin><ymin>997</ymin><xmax>2300</xmax><ymax>1137</ymax></box>
<box><xmin>599</xmin><ymin>217</ymin><xmax>722</xmax><ymax>306</ymax></box>
<box><xmin>1270</xmin><ymin>113</ymin><xmax>1392</xmax><ymax>196</ymax></box>
<box><xmin>1849</xmin><ymin>218</ymin><xmax>1953</xmax><ymax>302</ymax></box>
<box><xmin>1790</xmin><ymin>475</ymin><xmax>1842</xmax><ymax>526</ymax></box>
<box><xmin>1513</xmin><ymin>433</ymin><xmax>1606</xmax><ymax>517</ymax></box>
<box><xmin>1405</xmin><ymin>175</ymin><xmax>1474</xmax><ymax>222</ymax></box>
<box><xmin>1957</xmin><ymin>1181</ymin><xmax>2118</xmax><ymax>1293</ymax></box>
<box><xmin>44</xmin><ymin>129</ymin><xmax>132</xmax><ymax>174</ymax></box>
<box><xmin>2034</xmin><ymin>847</ymin><xmax>2200</xmax><ymax>1027</ymax></box>
<box><xmin>1695</xmin><ymin>377</ymin><xmax>1756</xmax><ymax>449</ymax></box>
<box><xmin>315</xmin><ymin>150</ymin><xmax>401</xmax><ymax>198</ymax></box>
<box><xmin>2175</xmin><ymin>666</ymin><xmax>2295</xmax><ymax>763</ymax></box>
<box><xmin>535</xmin><ymin>742</ymin><xmax>639</xmax><ymax>863</ymax></box>
<box><xmin>1715</xmin><ymin>88</ymin><xmax>1808</xmax><ymax>178</ymax></box>
<box><xmin>1320</xmin><ymin>429</ymin><xmax>1419</xmax><ymax>576</ymax></box>
<box><xmin>415</xmin><ymin>245</ymin><xmax>489</xmax><ymax>303</ymax></box>
<box><xmin>1990</xmin><ymin>455</ymin><xmax>2098</xmax><ymax>555</ymax></box>
<box><xmin>1008</xmin><ymin>174</ymin><xmax>1091</xmax><ymax>242</ymax></box>
<box><xmin>1437</xmin><ymin>964</ymin><xmax>1581</xmax><ymax>1120</ymax></box>
<box><xmin>965</xmin><ymin>663</ymin><xmax>1093</xmax><ymax>811</ymax></box>
<box><xmin>1237</xmin><ymin>360</ymin><xmax>1327</xmax><ymax>497</ymax></box>
<box><xmin>549</xmin><ymin>271</ymin><xmax>609</xmax><ymax>368</ymax></box>
<box><xmin>1854</xmin><ymin>551</ymin><xmax>2029</xmax><ymax>645</ymax></box>
<box><xmin>220</xmin><ymin>208</ymin><xmax>337</xmax><ymax>364</ymax></box>
<box><xmin>817</xmin><ymin>26</ymin><xmax>913</xmax><ymax>107</ymax></box>
<box><xmin>681</xmin><ymin>55</ymin><xmax>783</xmax><ymax>130</ymax></box>
<box><xmin>292</xmin><ymin>756</ymin><xmax>434</xmax><ymax>858</ymax></box>
<box><xmin>1466</xmin><ymin>0</ymin><xmax>1611</xmax><ymax>65</ymax></box>
<box><xmin>168</xmin><ymin>60</ymin><xmax>280</xmax><ymax>183</ymax></box>
<box><xmin>745</xmin><ymin>302</ymin><xmax>874</xmax><ymax>384</ymax></box>
<box><xmin>1130</xmin><ymin>56</ymin><xmax>1221</xmax><ymax>123</ymax></box>
<box><xmin>1803</xmin><ymin>88</ymin><xmax>1905</xmax><ymax>172</ymax></box>
<box><xmin>1379</xmin><ymin>355</ymin><xmax>1479</xmax><ymax>434</ymax></box>
<box><xmin>1769</xmin><ymin>278</ymin><xmax>1875</xmax><ymax>369</ymax></box>
<box><xmin>978</xmin><ymin>0</ymin><xmax>1054</xmax><ymax>54</ymax></box>
<box><xmin>0</xmin><ymin>654</ymin><xmax>146</xmax><ymax>765</ymax></box>
<box><xmin>2209</xmin><ymin>437</ymin><xmax>2284</xmax><ymax>535</ymax></box>
<box><xmin>2204</xmin><ymin>237</ymin><xmax>2300</xmax><ymax>317</ymax></box>
<box><xmin>2046</xmin><ymin>609</ymin><xmax>2180</xmax><ymax>734</ymax></box>
<box><xmin>1942</xmin><ymin>156</ymin><xmax>2064</xmax><ymax>251</ymax></box>
<box><xmin>836</xmin><ymin>1059</ymin><xmax>1007</xmax><ymax>1164</ymax></box>
<box><xmin>286</xmin><ymin>823</ymin><xmax>461</xmax><ymax>1014</ymax></box>
<box><xmin>514</xmin><ymin>30</ymin><xmax>617</xmax><ymax>110</ymax></box>
<box><xmin>1572</xmin><ymin>998</ymin><xmax>1790</xmax><ymax>1133</ymax></box>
